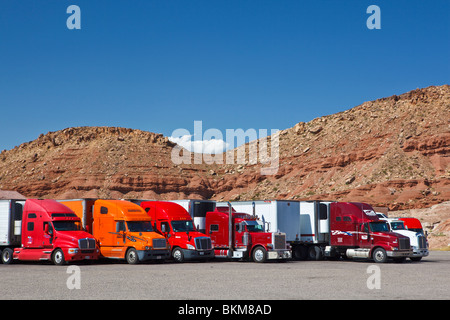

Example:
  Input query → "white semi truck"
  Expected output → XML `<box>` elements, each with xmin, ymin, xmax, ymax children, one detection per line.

<box><xmin>379</xmin><ymin>216</ymin><xmax>429</xmax><ymax>261</ymax></box>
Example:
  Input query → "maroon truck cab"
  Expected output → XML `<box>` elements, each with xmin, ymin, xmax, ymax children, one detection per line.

<box><xmin>327</xmin><ymin>202</ymin><xmax>412</xmax><ymax>263</ymax></box>
<box><xmin>2</xmin><ymin>199</ymin><xmax>99</xmax><ymax>265</ymax></box>
<box><xmin>140</xmin><ymin>201</ymin><xmax>214</xmax><ymax>262</ymax></box>
<box><xmin>206</xmin><ymin>206</ymin><xmax>291</xmax><ymax>262</ymax></box>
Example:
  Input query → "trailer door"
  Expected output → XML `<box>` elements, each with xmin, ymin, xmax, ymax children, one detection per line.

<box><xmin>192</xmin><ymin>201</ymin><xmax>215</xmax><ymax>233</ymax></box>
<box><xmin>317</xmin><ymin>202</ymin><xmax>330</xmax><ymax>243</ymax></box>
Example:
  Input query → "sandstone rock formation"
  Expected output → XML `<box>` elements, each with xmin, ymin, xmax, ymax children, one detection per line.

<box><xmin>0</xmin><ymin>85</ymin><xmax>448</xmax><ymax>247</ymax></box>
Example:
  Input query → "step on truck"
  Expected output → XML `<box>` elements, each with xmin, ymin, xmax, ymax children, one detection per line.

<box><xmin>59</xmin><ymin>199</ymin><xmax>170</xmax><ymax>264</ymax></box>
<box><xmin>379</xmin><ymin>217</ymin><xmax>429</xmax><ymax>261</ymax></box>
<box><xmin>137</xmin><ymin>201</ymin><xmax>214</xmax><ymax>262</ymax></box>
<box><xmin>1</xmin><ymin>199</ymin><xmax>99</xmax><ymax>265</ymax></box>
<box><xmin>207</xmin><ymin>202</ymin><xmax>291</xmax><ymax>262</ymax></box>
<box><xmin>226</xmin><ymin>200</ymin><xmax>412</xmax><ymax>263</ymax></box>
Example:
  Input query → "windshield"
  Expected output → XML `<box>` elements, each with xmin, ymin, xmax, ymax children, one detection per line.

<box><xmin>390</xmin><ymin>221</ymin><xmax>405</xmax><ymax>230</ymax></box>
<box><xmin>127</xmin><ymin>221</ymin><xmax>153</xmax><ymax>232</ymax></box>
<box><xmin>245</xmin><ymin>220</ymin><xmax>265</xmax><ymax>232</ymax></box>
<box><xmin>53</xmin><ymin>221</ymin><xmax>81</xmax><ymax>231</ymax></box>
<box><xmin>171</xmin><ymin>220</ymin><xmax>195</xmax><ymax>232</ymax></box>
<box><xmin>369</xmin><ymin>222</ymin><xmax>389</xmax><ymax>232</ymax></box>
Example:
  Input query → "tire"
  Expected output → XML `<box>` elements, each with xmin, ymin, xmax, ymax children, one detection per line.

<box><xmin>293</xmin><ymin>245</ymin><xmax>308</xmax><ymax>261</ymax></box>
<box><xmin>126</xmin><ymin>248</ymin><xmax>140</xmax><ymax>264</ymax></box>
<box><xmin>52</xmin><ymin>249</ymin><xmax>66</xmax><ymax>266</ymax></box>
<box><xmin>1</xmin><ymin>248</ymin><xmax>14</xmax><ymax>264</ymax></box>
<box><xmin>172</xmin><ymin>247</ymin><xmax>184</xmax><ymax>263</ymax></box>
<box><xmin>372</xmin><ymin>248</ymin><xmax>387</xmax><ymax>263</ymax></box>
<box><xmin>308</xmin><ymin>245</ymin><xmax>323</xmax><ymax>261</ymax></box>
<box><xmin>252</xmin><ymin>246</ymin><xmax>267</xmax><ymax>263</ymax></box>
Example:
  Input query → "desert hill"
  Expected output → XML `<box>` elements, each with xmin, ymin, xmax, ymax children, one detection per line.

<box><xmin>0</xmin><ymin>85</ymin><xmax>449</xmax><ymax>247</ymax></box>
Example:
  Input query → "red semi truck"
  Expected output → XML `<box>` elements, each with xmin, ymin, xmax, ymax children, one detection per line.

<box><xmin>138</xmin><ymin>201</ymin><xmax>214</xmax><ymax>262</ymax></box>
<box><xmin>206</xmin><ymin>203</ymin><xmax>291</xmax><ymax>262</ymax></box>
<box><xmin>326</xmin><ymin>202</ymin><xmax>412</xmax><ymax>263</ymax></box>
<box><xmin>0</xmin><ymin>199</ymin><xmax>99</xmax><ymax>265</ymax></box>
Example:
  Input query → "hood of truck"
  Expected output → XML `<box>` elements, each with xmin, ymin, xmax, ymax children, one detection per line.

<box><xmin>248</xmin><ymin>232</ymin><xmax>273</xmax><ymax>244</ymax></box>
<box><xmin>371</xmin><ymin>231</ymin><xmax>409</xmax><ymax>242</ymax></box>
<box><xmin>171</xmin><ymin>231</ymin><xmax>208</xmax><ymax>243</ymax></box>
<box><xmin>125</xmin><ymin>232</ymin><xmax>167</xmax><ymax>249</ymax></box>
<box><xmin>54</xmin><ymin>230</ymin><xmax>96</xmax><ymax>246</ymax></box>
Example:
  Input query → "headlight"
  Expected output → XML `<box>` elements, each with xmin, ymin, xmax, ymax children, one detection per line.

<box><xmin>186</xmin><ymin>244</ymin><xmax>195</xmax><ymax>250</ymax></box>
<box><xmin>68</xmin><ymin>248</ymin><xmax>79</xmax><ymax>254</ymax></box>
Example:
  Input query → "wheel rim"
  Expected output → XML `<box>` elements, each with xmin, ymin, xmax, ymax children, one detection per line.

<box><xmin>375</xmin><ymin>250</ymin><xmax>385</xmax><ymax>262</ymax></box>
<box><xmin>128</xmin><ymin>250</ymin><xmax>137</xmax><ymax>263</ymax></box>
<box><xmin>54</xmin><ymin>251</ymin><xmax>63</xmax><ymax>264</ymax></box>
<box><xmin>254</xmin><ymin>249</ymin><xmax>264</xmax><ymax>262</ymax></box>
<box><xmin>3</xmin><ymin>251</ymin><xmax>11</xmax><ymax>262</ymax></box>
<box><xmin>173</xmin><ymin>250</ymin><xmax>182</xmax><ymax>261</ymax></box>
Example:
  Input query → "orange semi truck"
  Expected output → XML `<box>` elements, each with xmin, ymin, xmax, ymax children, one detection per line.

<box><xmin>59</xmin><ymin>199</ymin><xmax>170</xmax><ymax>264</ymax></box>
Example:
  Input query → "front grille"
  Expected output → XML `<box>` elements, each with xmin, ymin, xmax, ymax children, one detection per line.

<box><xmin>273</xmin><ymin>233</ymin><xmax>286</xmax><ymax>250</ymax></box>
<box><xmin>418</xmin><ymin>235</ymin><xmax>427</xmax><ymax>249</ymax></box>
<box><xmin>152</xmin><ymin>238</ymin><xmax>167</xmax><ymax>249</ymax></box>
<box><xmin>195</xmin><ymin>237</ymin><xmax>212</xmax><ymax>250</ymax></box>
<box><xmin>399</xmin><ymin>238</ymin><xmax>411</xmax><ymax>250</ymax></box>
<box><xmin>79</xmin><ymin>238</ymin><xmax>96</xmax><ymax>250</ymax></box>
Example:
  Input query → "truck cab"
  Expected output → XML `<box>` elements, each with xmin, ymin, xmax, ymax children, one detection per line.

<box><xmin>327</xmin><ymin>202</ymin><xmax>412</xmax><ymax>263</ymax></box>
<box><xmin>59</xmin><ymin>199</ymin><xmax>170</xmax><ymax>264</ymax></box>
<box><xmin>139</xmin><ymin>201</ymin><xmax>214</xmax><ymax>262</ymax></box>
<box><xmin>2</xmin><ymin>199</ymin><xmax>99</xmax><ymax>265</ymax></box>
<box><xmin>380</xmin><ymin>217</ymin><xmax>429</xmax><ymax>261</ymax></box>
<box><xmin>206</xmin><ymin>205</ymin><xmax>291</xmax><ymax>262</ymax></box>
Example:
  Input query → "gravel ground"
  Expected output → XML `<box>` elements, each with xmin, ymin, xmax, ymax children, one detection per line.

<box><xmin>1</xmin><ymin>251</ymin><xmax>449</xmax><ymax>300</ymax></box>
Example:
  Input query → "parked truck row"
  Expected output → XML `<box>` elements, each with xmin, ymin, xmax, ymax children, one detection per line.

<box><xmin>1</xmin><ymin>197</ymin><xmax>427</xmax><ymax>265</ymax></box>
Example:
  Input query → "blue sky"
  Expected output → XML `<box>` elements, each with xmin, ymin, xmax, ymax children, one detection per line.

<box><xmin>0</xmin><ymin>0</ymin><xmax>449</xmax><ymax>152</ymax></box>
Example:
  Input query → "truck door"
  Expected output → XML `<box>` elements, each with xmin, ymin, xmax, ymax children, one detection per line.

<box><xmin>115</xmin><ymin>221</ymin><xmax>126</xmax><ymax>245</ymax></box>
<box><xmin>42</xmin><ymin>221</ymin><xmax>55</xmax><ymax>248</ymax></box>
<box><xmin>358</xmin><ymin>223</ymin><xmax>371</xmax><ymax>248</ymax></box>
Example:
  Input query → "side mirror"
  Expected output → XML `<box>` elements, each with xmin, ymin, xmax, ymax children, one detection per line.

<box><xmin>45</xmin><ymin>223</ymin><xmax>53</xmax><ymax>235</ymax></box>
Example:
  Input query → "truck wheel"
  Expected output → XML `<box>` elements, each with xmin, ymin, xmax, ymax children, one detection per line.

<box><xmin>308</xmin><ymin>245</ymin><xmax>323</xmax><ymax>261</ymax></box>
<box><xmin>126</xmin><ymin>248</ymin><xmax>139</xmax><ymax>264</ymax></box>
<box><xmin>372</xmin><ymin>248</ymin><xmax>387</xmax><ymax>263</ymax></box>
<box><xmin>1</xmin><ymin>248</ymin><xmax>14</xmax><ymax>264</ymax></box>
<box><xmin>252</xmin><ymin>246</ymin><xmax>267</xmax><ymax>263</ymax></box>
<box><xmin>293</xmin><ymin>246</ymin><xmax>308</xmax><ymax>261</ymax></box>
<box><xmin>52</xmin><ymin>249</ymin><xmax>66</xmax><ymax>265</ymax></box>
<box><xmin>172</xmin><ymin>248</ymin><xmax>184</xmax><ymax>263</ymax></box>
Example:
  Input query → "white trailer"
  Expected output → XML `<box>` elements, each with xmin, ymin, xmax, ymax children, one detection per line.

<box><xmin>0</xmin><ymin>200</ymin><xmax>26</xmax><ymax>251</ymax></box>
<box><xmin>168</xmin><ymin>200</ymin><xmax>216</xmax><ymax>234</ymax></box>
<box><xmin>218</xmin><ymin>200</ymin><xmax>333</xmax><ymax>260</ymax></box>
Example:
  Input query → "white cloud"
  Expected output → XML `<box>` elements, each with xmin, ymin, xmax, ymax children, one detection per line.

<box><xmin>169</xmin><ymin>135</ymin><xmax>229</xmax><ymax>154</ymax></box>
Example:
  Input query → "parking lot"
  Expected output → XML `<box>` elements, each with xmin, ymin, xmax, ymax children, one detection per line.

<box><xmin>1</xmin><ymin>251</ymin><xmax>449</xmax><ymax>300</ymax></box>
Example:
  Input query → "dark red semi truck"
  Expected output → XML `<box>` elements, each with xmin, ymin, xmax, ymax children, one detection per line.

<box><xmin>326</xmin><ymin>202</ymin><xmax>412</xmax><ymax>263</ymax></box>
<box><xmin>0</xmin><ymin>199</ymin><xmax>99</xmax><ymax>265</ymax></box>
